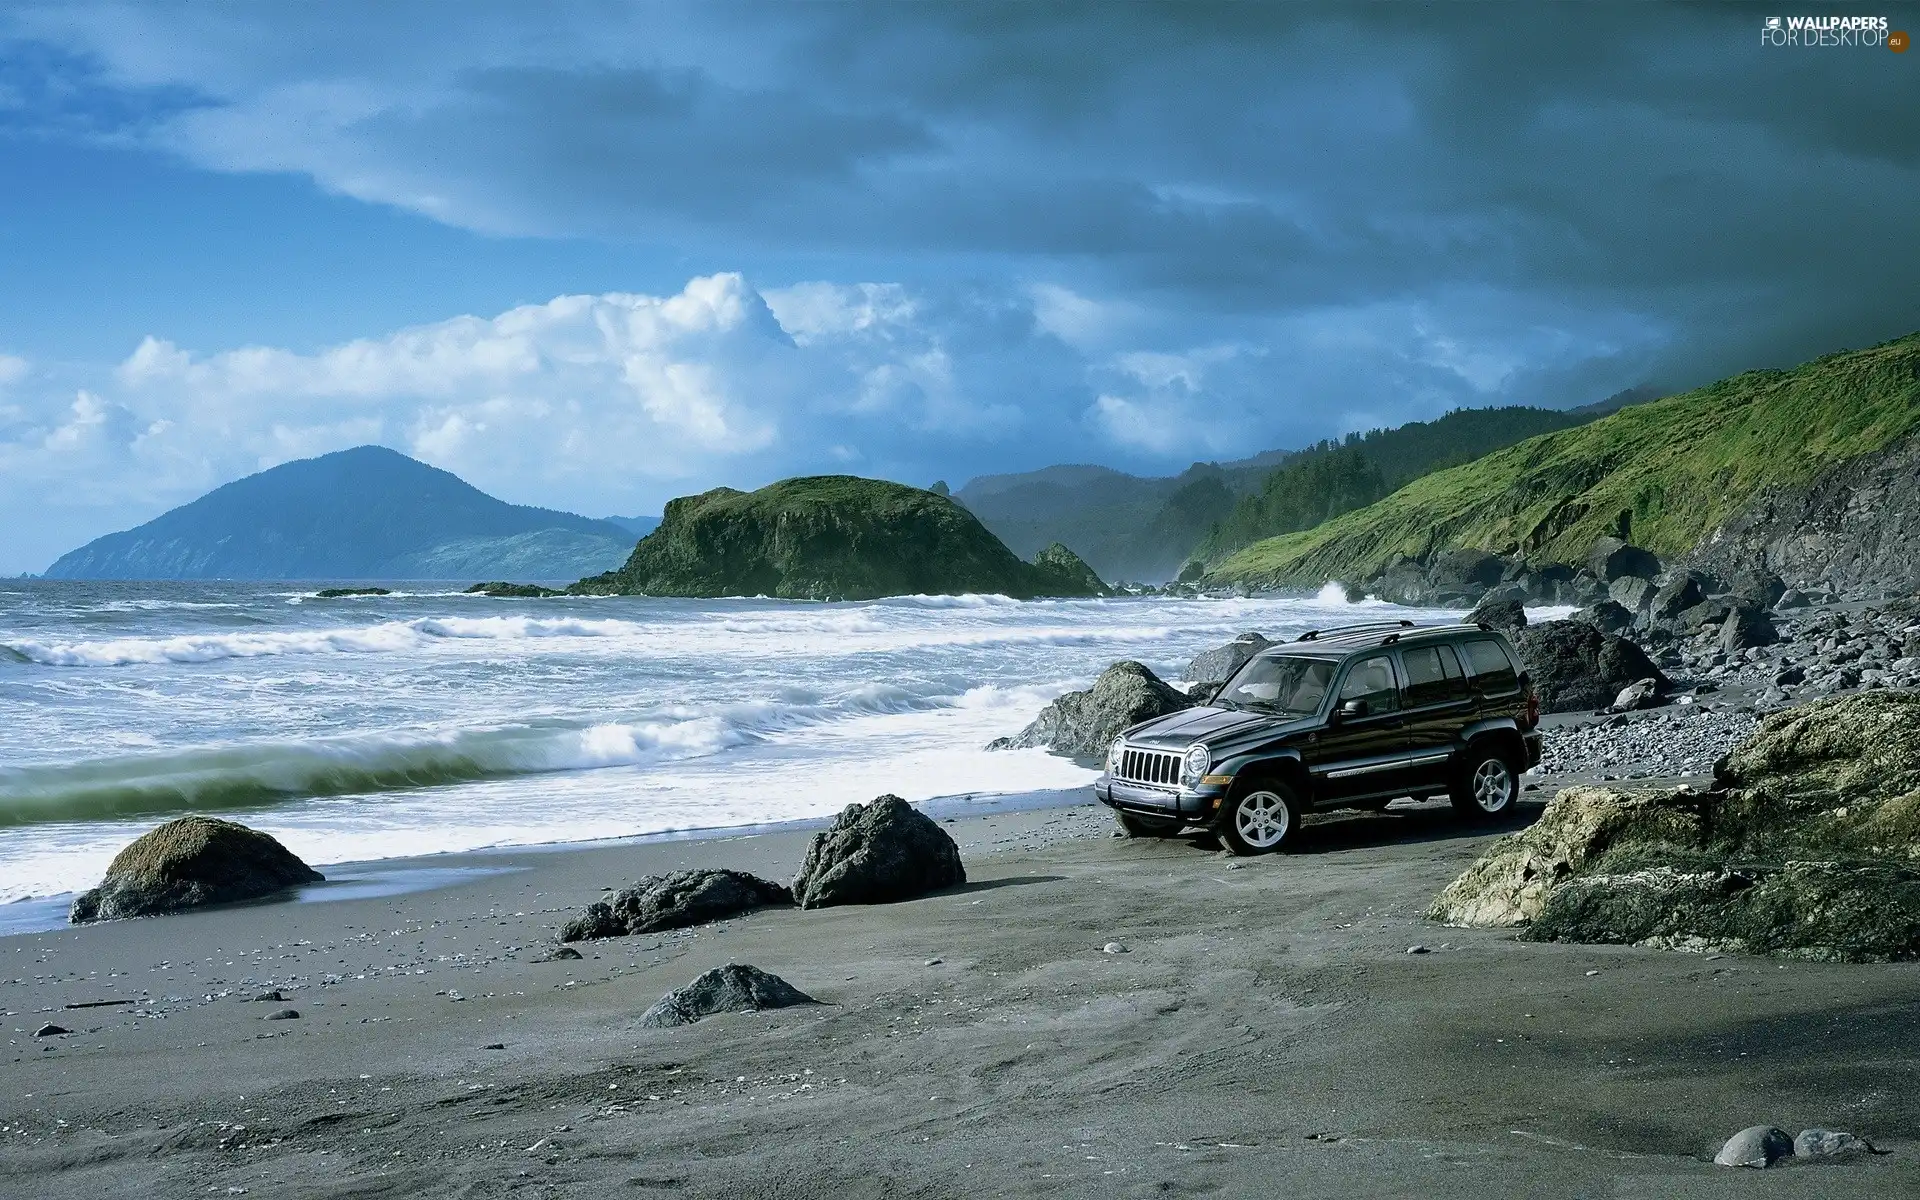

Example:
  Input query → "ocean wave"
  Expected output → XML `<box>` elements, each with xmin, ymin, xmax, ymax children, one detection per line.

<box><xmin>0</xmin><ymin>678</ymin><xmax>1047</xmax><ymax>826</ymax></box>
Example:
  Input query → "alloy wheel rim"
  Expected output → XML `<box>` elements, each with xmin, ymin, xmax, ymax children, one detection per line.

<box><xmin>1236</xmin><ymin>791</ymin><xmax>1291</xmax><ymax>848</ymax></box>
<box><xmin>1472</xmin><ymin>759</ymin><xmax>1512</xmax><ymax>812</ymax></box>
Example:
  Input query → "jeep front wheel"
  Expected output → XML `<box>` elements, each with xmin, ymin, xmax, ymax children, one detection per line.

<box><xmin>1220</xmin><ymin>782</ymin><xmax>1301</xmax><ymax>856</ymax></box>
<box><xmin>1114</xmin><ymin>811</ymin><xmax>1183</xmax><ymax>838</ymax></box>
<box><xmin>1451</xmin><ymin>745</ymin><xmax>1517</xmax><ymax>819</ymax></box>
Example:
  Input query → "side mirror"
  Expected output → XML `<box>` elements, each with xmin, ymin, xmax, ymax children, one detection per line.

<box><xmin>1338</xmin><ymin>699</ymin><xmax>1370</xmax><ymax>720</ymax></box>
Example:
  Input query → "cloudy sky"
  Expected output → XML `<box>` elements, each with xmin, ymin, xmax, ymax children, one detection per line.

<box><xmin>1</xmin><ymin>1</ymin><xmax>1916</xmax><ymax>572</ymax></box>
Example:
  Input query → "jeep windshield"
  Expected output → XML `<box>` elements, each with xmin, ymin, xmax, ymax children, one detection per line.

<box><xmin>1216</xmin><ymin>652</ymin><xmax>1336</xmax><ymax>715</ymax></box>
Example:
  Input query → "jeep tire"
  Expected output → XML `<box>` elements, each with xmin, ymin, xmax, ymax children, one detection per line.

<box><xmin>1451</xmin><ymin>743</ymin><xmax>1518</xmax><ymax>820</ymax></box>
<box><xmin>1114</xmin><ymin>811</ymin><xmax>1183</xmax><ymax>838</ymax></box>
<box><xmin>1219</xmin><ymin>780</ymin><xmax>1302</xmax><ymax>856</ymax></box>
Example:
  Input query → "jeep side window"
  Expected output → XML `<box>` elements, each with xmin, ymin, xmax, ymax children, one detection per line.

<box><xmin>1462</xmin><ymin>637</ymin><xmax>1519</xmax><ymax>692</ymax></box>
<box><xmin>1402</xmin><ymin>644</ymin><xmax>1468</xmax><ymax>705</ymax></box>
<box><xmin>1337</xmin><ymin>653</ymin><xmax>1400</xmax><ymax>713</ymax></box>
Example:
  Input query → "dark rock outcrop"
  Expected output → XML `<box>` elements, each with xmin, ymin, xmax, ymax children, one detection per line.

<box><xmin>1647</xmin><ymin>576</ymin><xmax>1705</xmax><ymax>622</ymax></box>
<box><xmin>1587</xmin><ymin>536</ymin><xmax>1661</xmax><ymax>584</ymax></box>
<box><xmin>989</xmin><ymin>660</ymin><xmax>1194</xmax><ymax>756</ymax></box>
<box><xmin>1688</xmin><ymin>432</ymin><xmax>1920</xmax><ymax>595</ymax></box>
<box><xmin>315</xmin><ymin>587</ymin><xmax>391</xmax><ymax>598</ymax></box>
<box><xmin>1185</xmin><ymin>632</ymin><xmax>1275</xmax><ymax>686</ymax></box>
<box><xmin>465</xmin><ymin>581</ymin><xmax>562</xmax><ymax>598</ymax></box>
<box><xmin>1718</xmin><ymin>605</ymin><xmax>1780</xmax><ymax>652</ymax></box>
<box><xmin>1463</xmin><ymin>594</ymin><xmax>1527</xmax><ymax>631</ymax></box>
<box><xmin>70</xmin><ymin>816</ymin><xmax>323</xmax><ymax>923</ymax></box>
<box><xmin>639</xmin><ymin>964</ymin><xmax>817</xmax><ymax>1028</ymax></box>
<box><xmin>1028</xmin><ymin>543</ymin><xmax>1111</xmax><ymax>597</ymax></box>
<box><xmin>1578</xmin><ymin>599</ymin><xmax>1635</xmax><ymax>634</ymax></box>
<box><xmin>1510</xmin><ymin>620</ymin><xmax>1670</xmax><ymax>713</ymax></box>
<box><xmin>560</xmin><ymin>869</ymin><xmax>793</xmax><ymax>942</ymax></box>
<box><xmin>790</xmin><ymin>795</ymin><xmax>965</xmax><ymax>909</ymax></box>
<box><xmin>1607</xmin><ymin>575</ymin><xmax>1656</xmax><ymax>614</ymax></box>
<box><xmin>1432</xmin><ymin>692</ymin><xmax>1920</xmax><ymax>961</ymax></box>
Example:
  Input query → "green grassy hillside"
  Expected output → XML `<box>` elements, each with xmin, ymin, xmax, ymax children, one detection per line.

<box><xmin>1206</xmin><ymin>332</ymin><xmax>1920</xmax><ymax>588</ymax></box>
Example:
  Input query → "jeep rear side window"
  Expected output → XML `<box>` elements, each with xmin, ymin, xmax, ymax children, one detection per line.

<box><xmin>1402</xmin><ymin>644</ymin><xmax>1468</xmax><ymax>705</ymax></box>
<box><xmin>1462</xmin><ymin>638</ymin><xmax>1519</xmax><ymax>691</ymax></box>
<box><xmin>1337</xmin><ymin>653</ymin><xmax>1400</xmax><ymax>713</ymax></box>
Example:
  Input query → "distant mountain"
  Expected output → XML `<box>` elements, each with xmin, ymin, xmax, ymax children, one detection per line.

<box><xmin>602</xmin><ymin>514</ymin><xmax>662</xmax><ymax>537</ymax></box>
<box><xmin>572</xmin><ymin>475</ymin><xmax>1108</xmax><ymax>601</ymax></box>
<box><xmin>955</xmin><ymin>395</ymin><xmax>1657</xmax><ymax>584</ymax></box>
<box><xmin>46</xmin><ymin>446</ymin><xmax>639</xmax><ymax>580</ymax></box>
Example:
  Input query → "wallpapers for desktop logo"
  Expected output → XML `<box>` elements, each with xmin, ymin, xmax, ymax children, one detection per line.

<box><xmin>1760</xmin><ymin>14</ymin><xmax>1905</xmax><ymax>49</ymax></box>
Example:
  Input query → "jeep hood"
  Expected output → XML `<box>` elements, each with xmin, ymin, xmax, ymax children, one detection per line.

<box><xmin>1122</xmin><ymin>705</ymin><xmax>1317</xmax><ymax>751</ymax></box>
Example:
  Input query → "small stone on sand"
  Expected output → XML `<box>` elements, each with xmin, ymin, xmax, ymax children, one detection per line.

<box><xmin>264</xmin><ymin>1008</ymin><xmax>299</xmax><ymax>1021</ymax></box>
<box><xmin>33</xmin><ymin>1024</ymin><xmax>68</xmax><ymax>1038</ymax></box>
<box><xmin>1715</xmin><ymin>1125</ymin><xmax>1793</xmax><ymax>1168</ymax></box>
<box><xmin>1103</xmin><ymin>941</ymin><xmax>1127</xmax><ymax>954</ymax></box>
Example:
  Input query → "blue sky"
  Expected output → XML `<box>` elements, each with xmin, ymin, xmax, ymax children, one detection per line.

<box><xmin>1</xmin><ymin>1</ymin><xmax>1917</xmax><ymax>573</ymax></box>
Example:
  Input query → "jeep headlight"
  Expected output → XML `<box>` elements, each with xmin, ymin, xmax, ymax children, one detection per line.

<box><xmin>1108</xmin><ymin>738</ymin><xmax>1126</xmax><ymax>770</ymax></box>
<box><xmin>1183</xmin><ymin>744</ymin><xmax>1211</xmax><ymax>779</ymax></box>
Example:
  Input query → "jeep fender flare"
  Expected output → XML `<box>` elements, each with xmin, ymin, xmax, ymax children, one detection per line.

<box><xmin>1214</xmin><ymin>750</ymin><xmax>1311</xmax><ymax>796</ymax></box>
<box><xmin>1453</xmin><ymin>717</ymin><xmax>1527</xmax><ymax>767</ymax></box>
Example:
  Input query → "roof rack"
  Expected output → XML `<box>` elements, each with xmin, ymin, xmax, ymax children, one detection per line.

<box><xmin>1295</xmin><ymin>619</ymin><xmax>1416</xmax><ymax>642</ymax></box>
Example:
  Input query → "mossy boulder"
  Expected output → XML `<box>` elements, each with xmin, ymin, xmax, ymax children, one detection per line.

<box><xmin>70</xmin><ymin>816</ymin><xmax>323</xmax><ymax>923</ymax></box>
<box><xmin>1430</xmin><ymin>691</ymin><xmax>1920</xmax><ymax>960</ymax></box>
<box><xmin>570</xmin><ymin>476</ymin><xmax>1107</xmax><ymax>601</ymax></box>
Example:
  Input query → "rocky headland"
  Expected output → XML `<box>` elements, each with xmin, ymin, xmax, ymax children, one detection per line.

<box><xmin>570</xmin><ymin>475</ymin><xmax>1109</xmax><ymax>601</ymax></box>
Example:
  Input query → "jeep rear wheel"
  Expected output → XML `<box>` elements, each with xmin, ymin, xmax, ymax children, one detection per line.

<box><xmin>1114</xmin><ymin>811</ymin><xmax>1183</xmax><ymax>838</ymax></box>
<box><xmin>1220</xmin><ymin>782</ymin><xmax>1301</xmax><ymax>856</ymax></box>
<box><xmin>1451</xmin><ymin>745</ymin><xmax>1517</xmax><ymax>820</ymax></box>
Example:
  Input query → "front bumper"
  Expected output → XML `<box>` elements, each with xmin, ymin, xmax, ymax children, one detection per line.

<box><xmin>1093</xmin><ymin>774</ymin><xmax>1231</xmax><ymax>821</ymax></box>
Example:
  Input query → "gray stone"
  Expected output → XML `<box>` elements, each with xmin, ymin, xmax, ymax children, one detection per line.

<box><xmin>1608</xmin><ymin>575</ymin><xmax>1656</xmax><ymax>614</ymax></box>
<box><xmin>1794</xmin><ymin>1129</ymin><xmax>1872</xmax><ymax>1159</ymax></box>
<box><xmin>1772</xmin><ymin>665</ymin><xmax>1806</xmax><ymax>686</ymax></box>
<box><xmin>1649</xmin><ymin>576</ymin><xmax>1705</xmax><ymax>621</ymax></box>
<box><xmin>1611</xmin><ymin>678</ymin><xmax>1664</xmax><ymax>712</ymax></box>
<box><xmin>70</xmin><ymin>816</ymin><xmax>323</xmax><ymax>924</ymax></box>
<box><xmin>1715</xmin><ymin>1125</ymin><xmax>1794</xmax><ymax>1168</ymax></box>
<box><xmin>1579</xmin><ymin>599</ymin><xmax>1636</xmax><ymax>634</ymax></box>
<box><xmin>1720</xmin><ymin>606</ymin><xmax>1780</xmax><ymax>653</ymax></box>
<box><xmin>1588</xmin><ymin>537</ymin><xmax>1661</xmax><ymax>584</ymax></box>
<box><xmin>560</xmin><ymin>869</ymin><xmax>792</xmax><ymax>942</ymax></box>
<box><xmin>988</xmin><ymin>660</ymin><xmax>1193</xmax><ymax>756</ymax></box>
<box><xmin>791</xmin><ymin>794</ymin><xmax>965</xmax><ymax>909</ymax></box>
<box><xmin>33</xmin><ymin>1024</ymin><xmax>69</xmax><ymax>1038</ymax></box>
<box><xmin>1464</xmin><ymin>594</ymin><xmax>1527</xmax><ymax>631</ymax></box>
<box><xmin>1775</xmin><ymin>587</ymin><xmax>1812</xmax><ymax>610</ymax></box>
<box><xmin>639</xmin><ymin>964</ymin><xmax>816</xmax><ymax>1028</ymax></box>
<box><xmin>1511</xmin><ymin>620</ymin><xmax>1670</xmax><ymax>714</ymax></box>
<box><xmin>532</xmin><ymin>944</ymin><xmax>583</xmax><ymax>962</ymax></box>
<box><xmin>265</xmin><ymin>1008</ymin><xmax>300</xmax><ymax>1021</ymax></box>
<box><xmin>1185</xmin><ymin>632</ymin><xmax>1274</xmax><ymax>686</ymax></box>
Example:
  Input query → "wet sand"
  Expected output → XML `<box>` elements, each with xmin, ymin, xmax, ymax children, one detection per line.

<box><xmin>4</xmin><ymin>792</ymin><xmax>1917</xmax><ymax>1198</ymax></box>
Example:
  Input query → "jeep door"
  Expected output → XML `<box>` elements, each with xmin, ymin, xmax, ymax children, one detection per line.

<box><xmin>1396</xmin><ymin>642</ymin><xmax>1473</xmax><ymax>780</ymax></box>
<box><xmin>1305</xmin><ymin>651</ymin><xmax>1413</xmax><ymax>802</ymax></box>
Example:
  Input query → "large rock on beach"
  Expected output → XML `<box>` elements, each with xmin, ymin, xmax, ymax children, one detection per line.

<box><xmin>639</xmin><ymin>964</ymin><xmax>816</xmax><ymax>1028</ymax></box>
<box><xmin>1432</xmin><ymin>692</ymin><xmax>1920</xmax><ymax>961</ymax></box>
<box><xmin>560</xmin><ymin>869</ymin><xmax>792</xmax><ymax>942</ymax></box>
<box><xmin>1185</xmin><ymin>632</ymin><xmax>1274</xmax><ymax>686</ymax></box>
<box><xmin>1463</xmin><ymin>594</ymin><xmax>1527</xmax><ymax>631</ymax></box>
<box><xmin>70</xmin><ymin>816</ymin><xmax>323</xmax><ymax>923</ymax></box>
<box><xmin>1511</xmin><ymin>620</ymin><xmax>1670</xmax><ymax>713</ymax></box>
<box><xmin>989</xmin><ymin>660</ymin><xmax>1194</xmax><ymax>756</ymax></box>
<box><xmin>791</xmin><ymin>794</ymin><xmax>965</xmax><ymax>909</ymax></box>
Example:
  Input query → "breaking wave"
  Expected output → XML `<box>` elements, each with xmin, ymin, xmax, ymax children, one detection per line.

<box><xmin>0</xmin><ymin>681</ymin><xmax>1000</xmax><ymax>826</ymax></box>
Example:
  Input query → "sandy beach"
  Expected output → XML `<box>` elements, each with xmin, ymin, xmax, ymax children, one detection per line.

<box><xmin>6</xmin><ymin>768</ymin><xmax>1917</xmax><ymax>1199</ymax></box>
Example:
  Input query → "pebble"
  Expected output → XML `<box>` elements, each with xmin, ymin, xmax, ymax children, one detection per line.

<box><xmin>250</xmin><ymin>990</ymin><xmax>287</xmax><ymax>1003</ymax></box>
<box><xmin>1406</xmin><ymin>945</ymin><xmax>1430</xmax><ymax>955</ymax></box>
<box><xmin>924</xmin><ymin>958</ymin><xmax>944</xmax><ymax>966</ymax></box>
<box><xmin>265</xmin><ymin>1008</ymin><xmax>300</xmax><ymax>1021</ymax></box>
<box><xmin>1102</xmin><ymin>942</ymin><xmax>1128</xmax><ymax>954</ymax></box>
<box><xmin>33</xmin><ymin>1024</ymin><xmax>68</xmax><ymax>1038</ymax></box>
<box><xmin>485</xmin><ymin>1042</ymin><xmax>506</xmax><ymax>1050</ymax></box>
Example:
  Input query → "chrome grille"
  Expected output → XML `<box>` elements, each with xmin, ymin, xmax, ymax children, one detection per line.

<box><xmin>1115</xmin><ymin>746</ymin><xmax>1182</xmax><ymax>788</ymax></box>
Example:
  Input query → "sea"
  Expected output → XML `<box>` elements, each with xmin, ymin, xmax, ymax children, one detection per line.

<box><xmin>0</xmin><ymin>580</ymin><xmax>1455</xmax><ymax>913</ymax></box>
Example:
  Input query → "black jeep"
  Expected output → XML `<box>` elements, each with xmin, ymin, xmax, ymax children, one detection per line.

<box><xmin>1094</xmin><ymin>621</ymin><xmax>1542</xmax><ymax>855</ymax></box>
